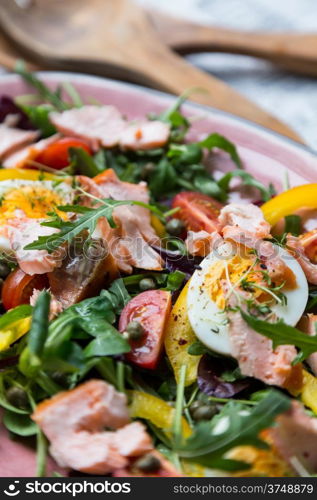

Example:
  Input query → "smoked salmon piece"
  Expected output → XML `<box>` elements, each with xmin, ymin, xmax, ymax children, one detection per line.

<box><xmin>287</xmin><ymin>234</ymin><xmax>317</xmax><ymax>285</ymax></box>
<box><xmin>50</xmin><ymin>105</ymin><xmax>170</xmax><ymax>151</ymax></box>
<box><xmin>269</xmin><ymin>401</ymin><xmax>317</xmax><ymax>474</ymax></box>
<box><xmin>3</xmin><ymin>134</ymin><xmax>61</xmax><ymax>168</ymax></box>
<box><xmin>6</xmin><ymin>216</ymin><xmax>60</xmax><ymax>275</ymax></box>
<box><xmin>298</xmin><ymin>314</ymin><xmax>317</xmax><ymax>376</ymax></box>
<box><xmin>219</xmin><ymin>203</ymin><xmax>271</xmax><ymax>247</ymax></box>
<box><xmin>119</xmin><ymin>121</ymin><xmax>170</xmax><ymax>151</ymax></box>
<box><xmin>32</xmin><ymin>380</ymin><xmax>154</xmax><ymax>475</ymax></box>
<box><xmin>78</xmin><ymin>171</ymin><xmax>163</xmax><ymax>273</ymax></box>
<box><xmin>0</xmin><ymin>124</ymin><xmax>39</xmax><ymax>160</ymax></box>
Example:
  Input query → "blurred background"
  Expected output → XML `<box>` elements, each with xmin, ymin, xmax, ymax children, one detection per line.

<box><xmin>0</xmin><ymin>0</ymin><xmax>316</xmax><ymax>147</ymax></box>
<box><xmin>138</xmin><ymin>0</ymin><xmax>317</xmax><ymax>148</ymax></box>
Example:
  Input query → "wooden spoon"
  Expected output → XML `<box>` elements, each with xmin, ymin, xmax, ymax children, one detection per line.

<box><xmin>149</xmin><ymin>11</ymin><xmax>317</xmax><ymax>78</ymax></box>
<box><xmin>0</xmin><ymin>0</ymin><xmax>302</xmax><ymax>143</ymax></box>
<box><xmin>0</xmin><ymin>32</ymin><xmax>39</xmax><ymax>71</ymax></box>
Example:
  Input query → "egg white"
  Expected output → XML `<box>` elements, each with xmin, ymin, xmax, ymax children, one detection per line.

<box><xmin>187</xmin><ymin>242</ymin><xmax>308</xmax><ymax>356</ymax></box>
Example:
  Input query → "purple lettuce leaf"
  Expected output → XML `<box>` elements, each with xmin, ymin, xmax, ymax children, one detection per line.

<box><xmin>198</xmin><ymin>354</ymin><xmax>251</xmax><ymax>399</ymax></box>
<box><xmin>0</xmin><ymin>96</ymin><xmax>35</xmax><ymax>130</ymax></box>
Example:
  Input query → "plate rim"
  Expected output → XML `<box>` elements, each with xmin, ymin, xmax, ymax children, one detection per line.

<box><xmin>0</xmin><ymin>70</ymin><xmax>316</xmax><ymax>160</ymax></box>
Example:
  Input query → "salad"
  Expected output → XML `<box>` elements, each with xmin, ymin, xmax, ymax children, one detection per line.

<box><xmin>0</xmin><ymin>65</ymin><xmax>317</xmax><ymax>478</ymax></box>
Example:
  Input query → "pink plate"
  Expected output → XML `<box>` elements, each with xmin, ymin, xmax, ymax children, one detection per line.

<box><xmin>0</xmin><ymin>72</ymin><xmax>317</xmax><ymax>477</ymax></box>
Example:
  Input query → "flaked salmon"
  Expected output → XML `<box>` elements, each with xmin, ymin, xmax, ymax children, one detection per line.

<box><xmin>287</xmin><ymin>233</ymin><xmax>317</xmax><ymax>285</ymax></box>
<box><xmin>298</xmin><ymin>314</ymin><xmax>317</xmax><ymax>376</ymax></box>
<box><xmin>185</xmin><ymin>230</ymin><xmax>222</xmax><ymax>257</ymax></box>
<box><xmin>78</xmin><ymin>170</ymin><xmax>163</xmax><ymax>273</ymax></box>
<box><xmin>3</xmin><ymin>134</ymin><xmax>61</xmax><ymax>168</ymax></box>
<box><xmin>0</xmin><ymin>124</ymin><xmax>39</xmax><ymax>160</ymax></box>
<box><xmin>32</xmin><ymin>380</ymin><xmax>154</xmax><ymax>475</ymax></box>
<box><xmin>269</xmin><ymin>401</ymin><xmax>317</xmax><ymax>474</ymax></box>
<box><xmin>226</xmin><ymin>288</ymin><xmax>301</xmax><ymax>388</ymax></box>
<box><xmin>6</xmin><ymin>215</ymin><xmax>59</xmax><ymax>275</ymax></box>
<box><xmin>219</xmin><ymin>203</ymin><xmax>271</xmax><ymax>247</ymax></box>
<box><xmin>50</xmin><ymin>105</ymin><xmax>170</xmax><ymax>151</ymax></box>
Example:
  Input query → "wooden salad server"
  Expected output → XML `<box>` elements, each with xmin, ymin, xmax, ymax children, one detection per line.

<box><xmin>0</xmin><ymin>0</ymin><xmax>302</xmax><ymax>142</ymax></box>
<box><xmin>149</xmin><ymin>10</ymin><xmax>317</xmax><ymax>78</ymax></box>
<box><xmin>0</xmin><ymin>32</ymin><xmax>39</xmax><ymax>71</ymax></box>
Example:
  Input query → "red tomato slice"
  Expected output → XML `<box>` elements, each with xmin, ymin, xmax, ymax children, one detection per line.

<box><xmin>172</xmin><ymin>191</ymin><xmax>223</xmax><ymax>233</ymax></box>
<box><xmin>119</xmin><ymin>290</ymin><xmax>171</xmax><ymax>370</ymax></box>
<box><xmin>2</xmin><ymin>269</ymin><xmax>49</xmax><ymax>310</ymax></box>
<box><xmin>35</xmin><ymin>137</ymin><xmax>92</xmax><ymax>170</ymax></box>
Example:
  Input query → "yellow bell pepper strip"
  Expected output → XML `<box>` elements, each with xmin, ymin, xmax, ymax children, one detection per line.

<box><xmin>165</xmin><ymin>281</ymin><xmax>200</xmax><ymax>386</ymax></box>
<box><xmin>0</xmin><ymin>168</ymin><xmax>59</xmax><ymax>182</ymax></box>
<box><xmin>129</xmin><ymin>390</ymin><xmax>192</xmax><ymax>439</ymax></box>
<box><xmin>298</xmin><ymin>370</ymin><xmax>317</xmax><ymax>414</ymax></box>
<box><xmin>0</xmin><ymin>317</ymin><xmax>31</xmax><ymax>351</ymax></box>
<box><xmin>0</xmin><ymin>305</ymin><xmax>32</xmax><ymax>351</ymax></box>
<box><xmin>261</xmin><ymin>183</ymin><xmax>317</xmax><ymax>226</ymax></box>
<box><xmin>151</xmin><ymin>214</ymin><xmax>166</xmax><ymax>238</ymax></box>
<box><xmin>287</xmin><ymin>369</ymin><xmax>317</xmax><ymax>414</ymax></box>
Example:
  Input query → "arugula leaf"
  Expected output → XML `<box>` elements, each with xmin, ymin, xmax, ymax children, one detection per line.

<box><xmin>106</xmin><ymin>278</ymin><xmax>131</xmax><ymax>313</ymax></box>
<box><xmin>284</xmin><ymin>215</ymin><xmax>301</xmax><ymax>236</ymax></box>
<box><xmin>69</xmin><ymin>147</ymin><xmax>103</xmax><ymax>177</ymax></box>
<box><xmin>158</xmin><ymin>93</ymin><xmax>190</xmax><ymax>141</ymax></box>
<box><xmin>62</xmin><ymin>82</ymin><xmax>84</xmax><ymax>108</ymax></box>
<box><xmin>241</xmin><ymin>311</ymin><xmax>317</xmax><ymax>363</ymax></box>
<box><xmin>15</xmin><ymin>62</ymin><xmax>70</xmax><ymax>111</ymax></box>
<box><xmin>177</xmin><ymin>390</ymin><xmax>290</xmax><ymax>466</ymax></box>
<box><xmin>149</xmin><ymin>158</ymin><xmax>177</xmax><ymax>198</ymax></box>
<box><xmin>168</xmin><ymin>143</ymin><xmax>202</xmax><ymax>165</ymax></box>
<box><xmin>25</xmin><ymin>198</ymin><xmax>166</xmax><ymax>253</ymax></box>
<box><xmin>3</xmin><ymin>410</ymin><xmax>37</xmax><ymax>437</ymax></box>
<box><xmin>24</xmin><ymin>199</ymin><xmax>132</xmax><ymax>253</ymax></box>
<box><xmin>218</xmin><ymin>170</ymin><xmax>274</xmax><ymax>202</ymax></box>
<box><xmin>199</xmin><ymin>133</ymin><xmax>242</xmax><ymax>169</ymax></box>
<box><xmin>20</xmin><ymin>104</ymin><xmax>57</xmax><ymax>137</ymax></box>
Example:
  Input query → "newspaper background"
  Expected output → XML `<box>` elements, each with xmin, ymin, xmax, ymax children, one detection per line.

<box><xmin>1</xmin><ymin>1</ymin><xmax>315</xmax><ymax>148</ymax></box>
<box><xmin>139</xmin><ymin>0</ymin><xmax>317</xmax><ymax>149</ymax></box>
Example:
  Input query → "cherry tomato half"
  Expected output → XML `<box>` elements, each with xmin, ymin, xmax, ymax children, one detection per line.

<box><xmin>35</xmin><ymin>137</ymin><xmax>92</xmax><ymax>170</ymax></box>
<box><xmin>119</xmin><ymin>290</ymin><xmax>172</xmax><ymax>370</ymax></box>
<box><xmin>2</xmin><ymin>268</ymin><xmax>48</xmax><ymax>310</ymax></box>
<box><xmin>172</xmin><ymin>191</ymin><xmax>223</xmax><ymax>233</ymax></box>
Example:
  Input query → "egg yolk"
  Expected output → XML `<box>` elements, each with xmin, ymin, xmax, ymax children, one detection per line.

<box><xmin>204</xmin><ymin>255</ymin><xmax>255</xmax><ymax>309</ymax></box>
<box><xmin>0</xmin><ymin>185</ymin><xmax>67</xmax><ymax>222</ymax></box>
<box><xmin>204</xmin><ymin>252</ymin><xmax>296</xmax><ymax>310</ymax></box>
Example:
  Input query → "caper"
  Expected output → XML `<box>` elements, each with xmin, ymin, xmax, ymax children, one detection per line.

<box><xmin>192</xmin><ymin>404</ymin><xmax>217</xmax><ymax>421</ymax></box>
<box><xmin>189</xmin><ymin>400</ymin><xmax>203</xmax><ymax>416</ymax></box>
<box><xmin>6</xmin><ymin>386</ymin><xmax>29</xmax><ymax>410</ymax></box>
<box><xmin>166</xmin><ymin>218</ymin><xmax>185</xmax><ymax>236</ymax></box>
<box><xmin>50</xmin><ymin>371</ymin><xmax>69</xmax><ymax>388</ymax></box>
<box><xmin>141</xmin><ymin>162</ymin><xmax>156</xmax><ymax>179</ymax></box>
<box><xmin>0</xmin><ymin>261</ymin><xmax>11</xmax><ymax>279</ymax></box>
<box><xmin>139</xmin><ymin>278</ymin><xmax>156</xmax><ymax>291</ymax></box>
<box><xmin>135</xmin><ymin>454</ymin><xmax>161</xmax><ymax>472</ymax></box>
<box><xmin>126</xmin><ymin>320</ymin><xmax>145</xmax><ymax>341</ymax></box>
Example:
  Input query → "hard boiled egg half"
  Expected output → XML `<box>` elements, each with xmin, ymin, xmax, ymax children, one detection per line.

<box><xmin>0</xmin><ymin>169</ymin><xmax>74</xmax><ymax>254</ymax></box>
<box><xmin>187</xmin><ymin>241</ymin><xmax>308</xmax><ymax>356</ymax></box>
